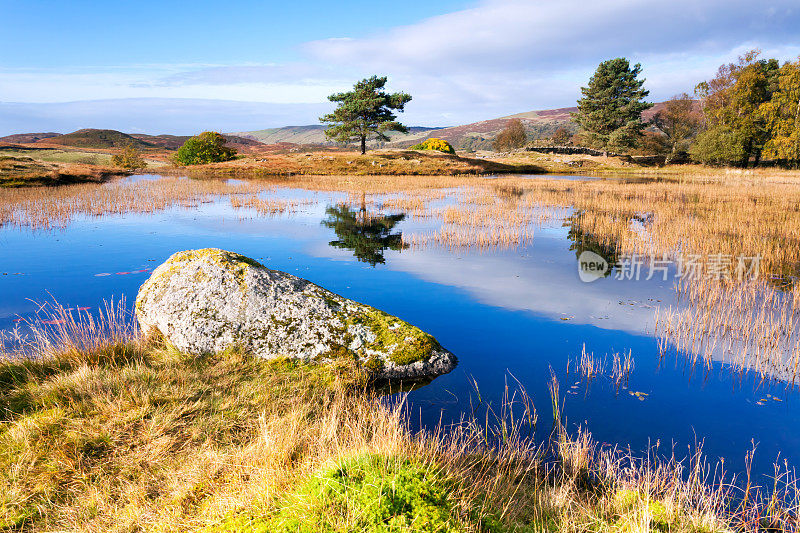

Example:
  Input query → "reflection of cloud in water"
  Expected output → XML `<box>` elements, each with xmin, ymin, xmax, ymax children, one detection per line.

<box><xmin>310</xmin><ymin>224</ymin><xmax>676</xmax><ymax>336</ymax></box>
<box><xmin>389</xmin><ymin>245</ymin><xmax>675</xmax><ymax>336</ymax></box>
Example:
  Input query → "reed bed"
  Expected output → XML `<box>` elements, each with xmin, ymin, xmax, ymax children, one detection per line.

<box><xmin>0</xmin><ymin>177</ymin><xmax>265</xmax><ymax>230</ymax></box>
<box><xmin>229</xmin><ymin>194</ymin><xmax>314</xmax><ymax>216</ymax></box>
<box><xmin>655</xmin><ymin>278</ymin><xmax>800</xmax><ymax>385</ymax></box>
<box><xmin>4</xmin><ymin>171</ymin><xmax>800</xmax><ymax>382</ymax></box>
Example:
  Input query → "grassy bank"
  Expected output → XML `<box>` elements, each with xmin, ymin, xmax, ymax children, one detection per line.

<box><xmin>163</xmin><ymin>149</ymin><xmax>547</xmax><ymax>177</ymax></box>
<box><xmin>0</xmin><ymin>305</ymin><xmax>781</xmax><ymax>532</ymax></box>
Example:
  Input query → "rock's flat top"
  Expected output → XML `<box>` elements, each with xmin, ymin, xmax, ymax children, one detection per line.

<box><xmin>135</xmin><ymin>249</ymin><xmax>456</xmax><ymax>380</ymax></box>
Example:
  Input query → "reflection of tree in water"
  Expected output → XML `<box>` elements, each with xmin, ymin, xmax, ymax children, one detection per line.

<box><xmin>564</xmin><ymin>212</ymin><xmax>620</xmax><ymax>277</ymax></box>
<box><xmin>322</xmin><ymin>202</ymin><xmax>408</xmax><ymax>266</ymax></box>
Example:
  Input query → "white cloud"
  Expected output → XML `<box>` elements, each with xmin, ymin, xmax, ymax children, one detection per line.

<box><xmin>301</xmin><ymin>0</ymin><xmax>800</xmax><ymax>122</ymax></box>
<box><xmin>2</xmin><ymin>0</ymin><xmax>800</xmax><ymax>132</ymax></box>
<box><xmin>306</xmin><ymin>0</ymin><xmax>800</xmax><ymax>74</ymax></box>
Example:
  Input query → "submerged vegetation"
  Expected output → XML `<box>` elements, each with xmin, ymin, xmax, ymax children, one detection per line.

<box><xmin>0</xmin><ymin>303</ymin><xmax>792</xmax><ymax>531</ymax></box>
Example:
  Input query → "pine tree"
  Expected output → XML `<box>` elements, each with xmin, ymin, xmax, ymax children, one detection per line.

<box><xmin>320</xmin><ymin>76</ymin><xmax>412</xmax><ymax>154</ymax></box>
<box><xmin>573</xmin><ymin>58</ymin><xmax>652</xmax><ymax>152</ymax></box>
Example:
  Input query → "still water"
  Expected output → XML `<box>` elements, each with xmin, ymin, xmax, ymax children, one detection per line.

<box><xmin>0</xmin><ymin>174</ymin><xmax>797</xmax><ymax>482</ymax></box>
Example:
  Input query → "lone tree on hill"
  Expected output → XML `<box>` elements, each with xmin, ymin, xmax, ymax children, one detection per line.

<box><xmin>493</xmin><ymin>119</ymin><xmax>527</xmax><ymax>151</ymax></box>
<box><xmin>573</xmin><ymin>58</ymin><xmax>652</xmax><ymax>152</ymax></box>
<box><xmin>320</xmin><ymin>76</ymin><xmax>412</xmax><ymax>154</ymax></box>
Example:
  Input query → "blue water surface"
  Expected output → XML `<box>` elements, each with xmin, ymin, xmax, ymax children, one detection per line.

<box><xmin>0</xmin><ymin>175</ymin><xmax>796</xmax><ymax>483</ymax></box>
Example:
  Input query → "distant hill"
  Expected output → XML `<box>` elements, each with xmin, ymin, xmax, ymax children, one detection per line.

<box><xmin>129</xmin><ymin>134</ymin><xmax>190</xmax><ymax>150</ymax></box>
<box><xmin>126</xmin><ymin>133</ymin><xmax>263</xmax><ymax>151</ymax></box>
<box><xmin>15</xmin><ymin>129</ymin><xmax>266</xmax><ymax>152</ymax></box>
<box><xmin>1</xmin><ymin>102</ymin><xmax>679</xmax><ymax>153</ymax></box>
<box><xmin>234</xmin><ymin>125</ymin><xmax>440</xmax><ymax>146</ymax></box>
<box><xmin>41</xmin><ymin>129</ymin><xmax>154</xmax><ymax>149</ymax></box>
<box><xmin>0</xmin><ymin>132</ymin><xmax>61</xmax><ymax>144</ymax></box>
<box><xmin>395</xmin><ymin>102</ymin><xmax>673</xmax><ymax>151</ymax></box>
<box><xmin>234</xmin><ymin>103</ymin><xmax>674</xmax><ymax>152</ymax></box>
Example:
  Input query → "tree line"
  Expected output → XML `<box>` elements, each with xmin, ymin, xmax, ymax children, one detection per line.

<box><xmin>570</xmin><ymin>51</ymin><xmax>800</xmax><ymax>168</ymax></box>
<box><xmin>147</xmin><ymin>52</ymin><xmax>799</xmax><ymax>167</ymax></box>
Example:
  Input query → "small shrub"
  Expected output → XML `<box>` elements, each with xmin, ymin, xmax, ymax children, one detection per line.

<box><xmin>551</xmin><ymin>126</ymin><xmax>572</xmax><ymax>146</ymax></box>
<box><xmin>173</xmin><ymin>131</ymin><xmax>237</xmax><ymax>166</ymax></box>
<box><xmin>111</xmin><ymin>145</ymin><xmax>145</xmax><ymax>169</ymax></box>
<box><xmin>410</xmin><ymin>138</ymin><xmax>456</xmax><ymax>154</ymax></box>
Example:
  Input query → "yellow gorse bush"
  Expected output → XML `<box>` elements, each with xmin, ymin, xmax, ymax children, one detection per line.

<box><xmin>412</xmin><ymin>138</ymin><xmax>456</xmax><ymax>154</ymax></box>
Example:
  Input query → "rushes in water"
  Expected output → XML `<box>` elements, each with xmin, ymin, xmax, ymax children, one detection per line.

<box><xmin>568</xmin><ymin>345</ymin><xmax>634</xmax><ymax>387</ymax></box>
<box><xmin>655</xmin><ymin>277</ymin><xmax>800</xmax><ymax>386</ymax></box>
<box><xmin>611</xmin><ymin>349</ymin><xmax>635</xmax><ymax>387</ymax></box>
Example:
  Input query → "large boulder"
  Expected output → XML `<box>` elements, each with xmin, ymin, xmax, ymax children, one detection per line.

<box><xmin>135</xmin><ymin>249</ymin><xmax>456</xmax><ymax>380</ymax></box>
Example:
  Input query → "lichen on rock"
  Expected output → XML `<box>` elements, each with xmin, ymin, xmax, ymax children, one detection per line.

<box><xmin>135</xmin><ymin>248</ymin><xmax>456</xmax><ymax>380</ymax></box>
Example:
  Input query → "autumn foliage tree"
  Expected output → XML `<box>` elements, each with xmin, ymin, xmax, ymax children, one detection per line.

<box><xmin>111</xmin><ymin>144</ymin><xmax>146</xmax><ymax>170</ymax></box>
<box><xmin>652</xmin><ymin>93</ymin><xmax>702</xmax><ymax>163</ymax></box>
<box><xmin>551</xmin><ymin>126</ymin><xmax>572</xmax><ymax>146</ymax></box>
<box><xmin>760</xmin><ymin>58</ymin><xmax>800</xmax><ymax>168</ymax></box>
<box><xmin>493</xmin><ymin>119</ymin><xmax>527</xmax><ymax>151</ymax></box>
<box><xmin>320</xmin><ymin>76</ymin><xmax>412</xmax><ymax>154</ymax></box>
<box><xmin>692</xmin><ymin>50</ymin><xmax>779</xmax><ymax>167</ymax></box>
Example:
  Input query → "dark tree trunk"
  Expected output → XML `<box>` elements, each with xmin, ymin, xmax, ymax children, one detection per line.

<box><xmin>360</xmin><ymin>136</ymin><xmax>366</xmax><ymax>154</ymax></box>
<box><xmin>753</xmin><ymin>148</ymin><xmax>762</xmax><ymax>168</ymax></box>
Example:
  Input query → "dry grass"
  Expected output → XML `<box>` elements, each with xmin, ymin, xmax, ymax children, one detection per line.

<box><xmin>163</xmin><ymin>149</ymin><xmax>546</xmax><ymax>177</ymax></box>
<box><xmin>0</xmin><ymin>305</ymin><xmax>782</xmax><ymax>532</ymax></box>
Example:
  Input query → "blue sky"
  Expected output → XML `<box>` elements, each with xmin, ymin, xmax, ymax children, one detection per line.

<box><xmin>2</xmin><ymin>0</ymin><xmax>800</xmax><ymax>135</ymax></box>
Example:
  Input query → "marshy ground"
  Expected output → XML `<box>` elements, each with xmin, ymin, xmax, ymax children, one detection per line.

<box><xmin>2</xmin><ymin>168</ymin><xmax>800</xmax><ymax>531</ymax></box>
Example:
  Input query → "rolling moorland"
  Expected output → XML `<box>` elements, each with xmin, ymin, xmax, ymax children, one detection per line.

<box><xmin>0</xmin><ymin>102</ymin><xmax>690</xmax><ymax>187</ymax></box>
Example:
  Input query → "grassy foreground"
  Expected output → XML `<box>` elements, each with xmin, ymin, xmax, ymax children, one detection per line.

<box><xmin>0</xmin><ymin>306</ymin><xmax>771</xmax><ymax>532</ymax></box>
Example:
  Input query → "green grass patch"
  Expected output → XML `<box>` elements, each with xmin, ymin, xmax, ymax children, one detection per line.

<box><xmin>218</xmin><ymin>454</ymin><xmax>462</xmax><ymax>533</ymax></box>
